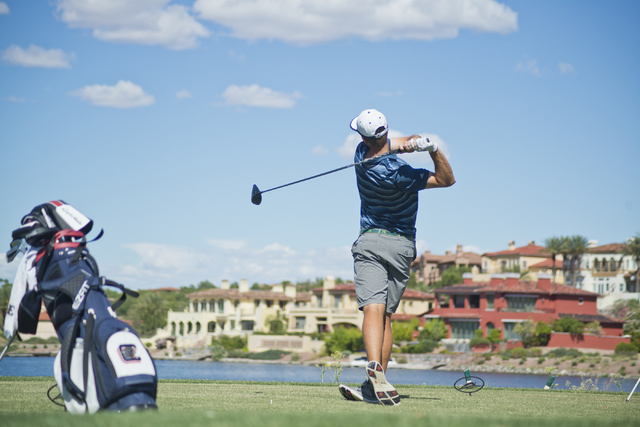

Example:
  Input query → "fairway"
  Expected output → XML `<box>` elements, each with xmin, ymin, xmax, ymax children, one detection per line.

<box><xmin>1</xmin><ymin>377</ymin><xmax>638</xmax><ymax>427</ymax></box>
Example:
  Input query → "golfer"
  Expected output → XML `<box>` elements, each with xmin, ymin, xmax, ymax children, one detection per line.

<box><xmin>339</xmin><ymin>109</ymin><xmax>455</xmax><ymax>406</ymax></box>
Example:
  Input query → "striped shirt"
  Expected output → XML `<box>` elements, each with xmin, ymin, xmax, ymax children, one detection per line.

<box><xmin>354</xmin><ymin>142</ymin><xmax>430</xmax><ymax>237</ymax></box>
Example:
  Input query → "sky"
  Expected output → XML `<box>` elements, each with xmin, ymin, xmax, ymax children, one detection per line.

<box><xmin>0</xmin><ymin>1</ymin><xmax>638</xmax><ymax>290</ymax></box>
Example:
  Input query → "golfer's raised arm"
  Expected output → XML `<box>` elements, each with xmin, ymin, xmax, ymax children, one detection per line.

<box><xmin>426</xmin><ymin>149</ymin><xmax>455</xmax><ymax>188</ymax></box>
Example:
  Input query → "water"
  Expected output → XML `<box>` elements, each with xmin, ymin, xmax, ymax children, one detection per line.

<box><xmin>1</xmin><ymin>356</ymin><xmax>637</xmax><ymax>392</ymax></box>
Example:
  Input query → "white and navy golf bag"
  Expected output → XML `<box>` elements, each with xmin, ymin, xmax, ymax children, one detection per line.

<box><xmin>7</xmin><ymin>201</ymin><xmax>158</xmax><ymax>414</ymax></box>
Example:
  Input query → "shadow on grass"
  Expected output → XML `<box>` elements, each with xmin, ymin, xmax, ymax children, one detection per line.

<box><xmin>400</xmin><ymin>395</ymin><xmax>441</xmax><ymax>400</ymax></box>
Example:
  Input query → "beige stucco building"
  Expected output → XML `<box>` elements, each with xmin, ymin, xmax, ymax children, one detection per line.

<box><xmin>156</xmin><ymin>276</ymin><xmax>434</xmax><ymax>352</ymax></box>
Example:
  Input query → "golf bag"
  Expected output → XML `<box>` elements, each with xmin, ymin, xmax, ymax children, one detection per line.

<box><xmin>9</xmin><ymin>201</ymin><xmax>158</xmax><ymax>414</ymax></box>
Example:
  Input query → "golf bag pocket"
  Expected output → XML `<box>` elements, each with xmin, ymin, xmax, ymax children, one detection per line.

<box><xmin>54</xmin><ymin>338</ymin><xmax>100</xmax><ymax>415</ymax></box>
<box><xmin>17</xmin><ymin>290</ymin><xmax>41</xmax><ymax>334</ymax></box>
<box><xmin>92</xmin><ymin>317</ymin><xmax>158</xmax><ymax>410</ymax></box>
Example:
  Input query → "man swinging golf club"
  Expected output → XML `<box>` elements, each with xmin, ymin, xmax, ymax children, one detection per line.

<box><xmin>339</xmin><ymin>109</ymin><xmax>455</xmax><ymax>406</ymax></box>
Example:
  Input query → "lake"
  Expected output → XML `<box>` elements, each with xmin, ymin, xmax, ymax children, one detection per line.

<box><xmin>0</xmin><ymin>356</ymin><xmax>636</xmax><ymax>392</ymax></box>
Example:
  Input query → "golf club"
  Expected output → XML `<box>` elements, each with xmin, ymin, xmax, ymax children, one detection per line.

<box><xmin>251</xmin><ymin>149</ymin><xmax>400</xmax><ymax>205</ymax></box>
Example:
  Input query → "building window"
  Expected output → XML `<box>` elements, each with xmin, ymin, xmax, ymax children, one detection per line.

<box><xmin>230</xmin><ymin>320</ymin><xmax>235</xmax><ymax>330</ymax></box>
<box><xmin>196</xmin><ymin>322</ymin><xmax>201</xmax><ymax>333</ymax></box>
<box><xmin>279</xmin><ymin>300</ymin><xmax>286</xmax><ymax>309</ymax></box>
<box><xmin>171</xmin><ymin>322</ymin><xmax>176</xmax><ymax>335</ymax></box>
<box><xmin>207</xmin><ymin>322</ymin><xmax>216</xmax><ymax>332</ymax></box>
<box><xmin>179</xmin><ymin>322</ymin><xmax>184</xmax><ymax>336</ymax></box>
<box><xmin>240</xmin><ymin>320</ymin><xmax>254</xmax><ymax>331</ymax></box>
<box><xmin>454</xmin><ymin>295</ymin><xmax>466</xmax><ymax>308</ymax></box>
<box><xmin>505</xmin><ymin>296</ymin><xmax>537</xmax><ymax>312</ymax></box>
<box><xmin>620</xmin><ymin>283</ymin><xmax>624</xmax><ymax>292</ymax></box>
<box><xmin>503</xmin><ymin>322</ymin><xmax>521</xmax><ymax>340</ymax></box>
<box><xmin>255</xmin><ymin>299</ymin><xmax>260</xmax><ymax>308</ymax></box>
<box><xmin>486</xmin><ymin>322</ymin><xmax>495</xmax><ymax>332</ymax></box>
<box><xmin>578</xmin><ymin>298</ymin><xmax>583</xmax><ymax>305</ymax></box>
<box><xmin>193</xmin><ymin>302</ymin><xmax>198</xmax><ymax>312</ymax></box>
<box><xmin>486</xmin><ymin>294</ymin><xmax>494</xmax><ymax>310</ymax></box>
<box><xmin>317</xmin><ymin>296</ymin><xmax>323</xmax><ymax>308</ymax></box>
<box><xmin>523</xmin><ymin>261</ymin><xmax>527</xmax><ymax>269</ymax></box>
<box><xmin>469</xmin><ymin>295</ymin><xmax>480</xmax><ymax>309</ymax></box>
<box><xmin>266</xmin><ymin>300</ymin><xmax>273</xmax><ymax>308</ymax></box>
<box><xmin>334</xmin><ymin>295</ymin><xmax>342</xmax><ymax>308</ymax></box>
<box><xmin>295</xmin><ymin>316</ymin><xmax>306</xmax><ymax>329</ymax></box>
<box><xmin>209</xmin><ymin>301</ymin><xmax>216</xmax><ymax>312</ymax></box>
<box><xmin>450</xmin><ymin>321</ymin><xmax>479</xmax><ymax>339</ymax></box>
<box><xmin>201</xmin><ymin>302</ymin><xmax>207</xmax><ymax>312</ymax></box>
<box><xmin>187</xmin><ymin>322</ymin><xmax>193</xmax><ymax>334</ymax></box>
<box><xmin>234</xmin><ymin>300</ymin><xmax>240</xmax><ymax>309</ymax></box>
<box><xmin>218</xmin><ymin>300</ymin><xmax>225</xmax><ymax>313</ymax></box>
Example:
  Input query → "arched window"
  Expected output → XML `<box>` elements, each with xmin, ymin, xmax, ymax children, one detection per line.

<box><xmin>171</xmin><ymin>322</ymin><xmax>176</xmax><ymax>336</ymax></box>
<box><xmin>179</xmin><ymin>322</ymin><xmax>184</xmax><ymax>336</ymax></box>
<box><xmin>486</xmin><ymin>322</ymin><xmax>495</xmax><ymax>332</ymax></box>
<box><xmin>196</xmin><ymin>322</ymin><xmax>201</xmax><ymax>334</ymax></box>
<box><xmin>207</xmin><ymin>322</ymin><xmax>216</xmax><ymax>332</ymax></box>
<box><xmin>188</xmin><ymin>322</ymin><xmax>193</xmax><ymax>334</ymax></box>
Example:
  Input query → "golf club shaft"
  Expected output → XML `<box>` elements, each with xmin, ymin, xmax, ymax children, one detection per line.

<box><xmin>260</xmin><ymin>149</ymin><xmax>400</xmax><ymax>195</ymax></box>
<box><xmin>0</xmin><ymin>334</ymin><xmax>15</xmax><ymax>363</ymax></box>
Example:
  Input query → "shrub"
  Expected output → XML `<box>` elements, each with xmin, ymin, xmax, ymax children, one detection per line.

<box><xmin>552</xmin><ymin>317</ymin><xmax>585</xmax><ymax>335</ymax></box>
<box><xmin>532</xmin><ymin>321</ymin><xmax>552</xmax><ymax>346</ymax></box>
<box><xmin>209</xmin><ymin>342</ymin><xmax>227</xmax><ymax>361</ymax></box>
<box><xmin>403</xmin><ymin>339</ymin><xmax>438</xmax><ymax>353</ymax></box>
<box><xmin>213</xmin><ymin>335</ymin><xmax>247</xmax><ymax>351</ymax></box>
<box><xmin>487</xmin><ymin>328</ymin><xmax>501</xmax><ymax>343</ymax></box>
<box><xmin>529</xmin><ymin>348</ymin><xmax>542</xmax><ymax>357</ymax></box>
<box><xmin>290</xmin><ymin>353</ymin><xmax>300</xmax><ymax>362</ymax></box>
<box><xmin>614</xmin><ymin>342</ymin><xmax>639</xmax><ymax>355</ymax></box>
<box><xmin>469</xmin><ymin>338</ymin><xmax>491</xmax><ymax>348</ymax></box>
<box><xmin>547</xmin><ymin>348</ymin><xmax>583</xmax><ymax>359</ymax></box>
<box><xmin>324</xmin><ymin>327</ymin><xmax>364</xmax><ymax>354</ymax></box>
<box><xmin>509</xmin><ymin>347</ymin><xmax>527</xmax><ymax>359</ymax></box>
<box><xmin>145</xmin><ymin>342</ymin><xmax>152</xmax><ymax>348</ymax></box>
<box><xmin>247</xmin><ymin>350</ymin><xmax>291</xmax><ymax>360</ymax></box>
<box><xmin>538</xmin><ymin>357</ymin><xmax>546</xmax><ymax>364</ymax></box>
<box><xmin>397</xmin><ymin>357</ymin><xmax>408</xmax><ymax>364</ymax></box>
<box><xmin>417</xmin><ymin>319</ymin><xmax>447</xmax><ymax>342</ymax></box>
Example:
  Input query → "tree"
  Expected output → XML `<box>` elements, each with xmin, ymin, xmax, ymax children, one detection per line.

<box><xmin>543</xmin><ymin>236</ymin><xmax>564</xmax><ymax>283</ymax></box>
<box><xmin>431</xmin><ymin>266</ymin><xmax>471</xmax><ymax>289</ymax></box>
<box><xmin>391</xmin><ymin>318</ymin><xmax>420</xmax><ymax>343</ymax></box>
<box><xmin>417</xmin><ymin>319</ymin><xmax>448</xmax><ymax>342</ymax></box>
<box><xmin>130</xmin><ymin>292</ymin><xmax>168</xmax><ymax>336</ymax></box>
<box><xmin>324</xmin><ymin>327</ymin><xmax>364</xmax><ymax>354</ymax></box>
<box><xmin>532</xmin><ymin>321</ymin><xmax>552</xmax><ymax>346</ymax></box>
<box><xmin>196</xmin><ymin>280</ymin><xmax>216</xmax><ymax>290</ymax></box>
<box><xmin>552</xmin><ymin>316</ymin><xmax>584</xmax><ymax>335</ymax></box>
<box><xmin>514</xmin><ymin>319</ymin><xmax>536</xmax><ymax>348</ymax></box>
<box><xmin>621</xmin><ymin>233</ymin><xmax>640</xmax><ymax>294</ymax></box>
<box><xmin>230</xmin><ymin>282</ymin><xmax>239</xmax><ymax>289</ymax></box>
<box><xmin>487</xmin><ymin>328</ymin><xmax>501</xmax><ymax>343</ymax></box>
<box><xmin>567</xmin><ymin>235</ymin><xmax>589</xmax><ymax>288</ymax></box>
<box><xmin>0</xmin><ymin>280</ymin><xmax>12</xmax><ymax>327</ymax></box>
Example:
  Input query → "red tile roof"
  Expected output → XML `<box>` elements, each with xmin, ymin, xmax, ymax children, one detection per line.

<box><xmin>529</xmin><ymin>258</ymin><xmax>563</xmax><ymax>269</ymax></box>
<box><xmin>186</xmin><ymin>289</ymin><xmax>293</xmax><ymax>301</ymax></box>
<box><xmin>434</xmin><ymin>280</ymin><xmax>598</xmax><ymax>297</ymax></box>
<box><xmin>588</xmin><ymin>243</ymin><xmax>627</xmax><ymax>254</ymax></box>
<box><xmin>484</xmin><ymin>243</ymin><xmax>550</xmax><ymax>257</ymax></box>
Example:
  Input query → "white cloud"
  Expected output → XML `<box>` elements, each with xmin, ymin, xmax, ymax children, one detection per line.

<box><xmin>70</xmin><ymin>80</ymin><xmax>155</xmax><ymax>108</ymax></box>
<box><xmin>194</xmin><ymin>0</ymin><xmax>517</xmax><ymax>45</ymax></box>
<box><xmin>338</xmin><ymin>129</ymin><xmax>450</xmax><ymax>165</ymax></box>
<box><xmin>7</xmin><ymin>96</ymin><xmax>30</xmax><ymax>103</ymax></box>
<box><xmin>115</xmin><ymin>240</ymin><xmax>354</xmax><ymax>289</ymax></box>
<box><xmin>176</xmin><ymin>89</ymin><xmax>193</xmax><ymax>99</ymax></box>
<box><xmin>516</xmin><ymin>57</ymin><xmax>541</xmax><ymax>77</ymax></box>
<box><xmin>222</xmin><ymin>84</ymin><xmax>302</xmax><ymax>109</ymax></box>
<box><xmin>2</xmin><ymin>45</ymin><xmax>75</xmax><ymax>68</ymax></box>
<box><xmin>0</xmin><ymin>2</ymin><xmax>9</xmax><ymax>14</ymax></box>
<box><xmin>312</xmin><ymin>144</ymin><xmax>329</xmax><ymax>156</ymax></box>
<box><xmin>559</xmin><ymin>62</ymin><xmax>575</xmax><ymax>74</ymax></box>
<box><xmin>55</xmin><ymin>0</ymin><xmax>210</xmax><ymax>50</ymax></box>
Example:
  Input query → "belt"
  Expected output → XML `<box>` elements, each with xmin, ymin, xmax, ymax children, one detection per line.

<box><xmin>360</xmin><ymin>228</ymin><xmax>415</xmax><ymax>240</ymax></box>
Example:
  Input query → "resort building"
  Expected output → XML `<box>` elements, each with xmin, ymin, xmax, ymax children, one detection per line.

<box><xmin>411</xmin><ymin>244</ymin><xmax>482</xmax><ymax>285</ymax></box>
<box><xmin>423</xmin><ymin>273</ymin><xmax>629</xmax><ymax>350</ymax></box>
<box><xmin>157</xmin><ymin>276</ymin><xmax>434</xmax><ymax>351</ymax></box>
<box><xmin>481</xmin><ymin>240</ymin><xmax>564</xmax><ymax>283</ymax></box>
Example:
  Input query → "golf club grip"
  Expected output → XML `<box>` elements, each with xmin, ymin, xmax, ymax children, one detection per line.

<box><xmin>261</xmin><ymin>149</ymin><xmax>400</xmax><ymax>194</ymax></box>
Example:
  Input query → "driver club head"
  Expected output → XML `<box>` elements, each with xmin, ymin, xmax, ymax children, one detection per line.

<box><xmin>251</xmin><ymin>185</ymin><xmax>262</xmax><ymax>205</ymax></box>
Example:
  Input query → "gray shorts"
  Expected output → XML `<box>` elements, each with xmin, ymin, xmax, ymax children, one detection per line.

<box><xmin>351</xmin><ymin>232</ymin><xmax>417</xmax><ymax>314</ymax></box>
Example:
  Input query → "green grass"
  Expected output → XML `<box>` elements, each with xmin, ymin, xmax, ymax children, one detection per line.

<box><xmin>0</xmin><ymin>377</ymin><xmax>638</xmax><ymax>427</ymax></box>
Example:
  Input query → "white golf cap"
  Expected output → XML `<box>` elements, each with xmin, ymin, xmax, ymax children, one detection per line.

<box><xmin>350</xmin><ymin>109</ymin><xmax>388</xmax><ymax>138</ymax></box>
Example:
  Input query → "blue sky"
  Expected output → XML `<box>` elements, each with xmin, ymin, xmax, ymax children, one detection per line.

<box><xmin>1</xmin><ymin>1</ymin><xmax>638</xmax><ymax>290</ymax></box>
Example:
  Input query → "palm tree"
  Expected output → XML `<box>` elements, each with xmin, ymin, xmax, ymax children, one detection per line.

<box><xmin>621</xmin><ymin>233</ymin><xmax>640</xmax><ymax>295</ymax></box>
<box><xmin>559</xmin><ymin>236</ymin><xmax>572</xmax><ymax>285</ymax></box>
<box><xmin>543</xmin><ymin>236</ymin><xmax>564</xmax><ymax>283</ymax></box>
<box><xmin>567</xmin><ymin>235</ymin><xmax>589</xmax><ymax>288</ymax></box>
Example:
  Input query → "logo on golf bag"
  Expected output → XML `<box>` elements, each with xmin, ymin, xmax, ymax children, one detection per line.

<box><xmin>119</xmin><ymin>344</ymin><xmax>141</xmax><ymax>362</ymax></box>
<box><xmin>72</xmin><ymin>280</ymin><xmax>90</xmax><ymax>310</ymax></box>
